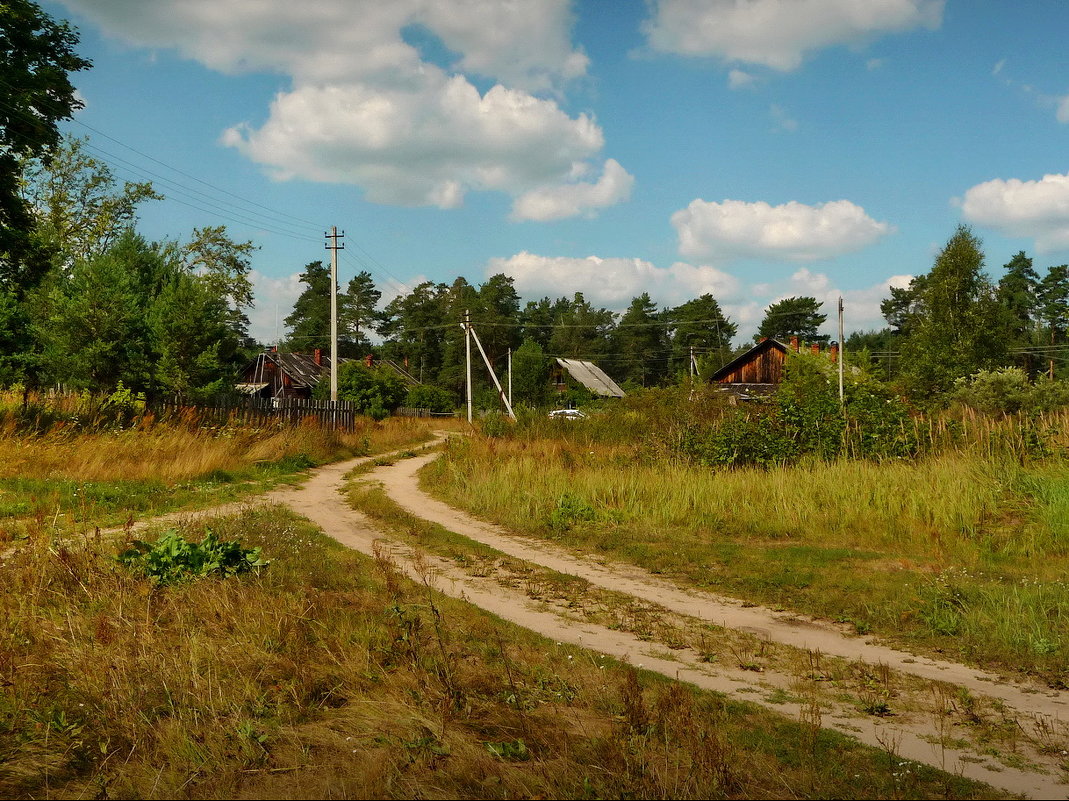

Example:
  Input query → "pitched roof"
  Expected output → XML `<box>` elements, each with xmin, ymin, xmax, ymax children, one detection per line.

<box><xmin>555</xmin><ymin>358</ymin><xmax>626</xmax><ymax>397</ymax></box>
<box><xmin>707</xmin><ymin>338</ymin><xmax>787</xmax><ymax>383</ymax></box>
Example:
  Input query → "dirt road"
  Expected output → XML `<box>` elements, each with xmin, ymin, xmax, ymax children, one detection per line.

<box><xmin>132</xmin><ymin>437</ymin><xmax>1069</xmax><ymax>798</ymax></box>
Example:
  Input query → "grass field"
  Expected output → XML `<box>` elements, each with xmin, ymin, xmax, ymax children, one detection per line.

<box><xmin>0</xmin><ymin>394</ymin><xmax>1043</xmax><ymax>798</ymax></box>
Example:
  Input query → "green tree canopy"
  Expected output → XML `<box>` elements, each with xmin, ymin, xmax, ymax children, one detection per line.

<box><xmin>898</xmin><ymin>225</ymin><xmax>1006</xmax><ymax>397</ymax></box>
<box><xmin>339</xmin><ymin>270</ymin><xmax>381</xmax><ymax>352</ymax></box>
<box><xmin>510</xmin><ymin>337</ymin><xmax>550</xmax><ymax>407</ymax></box>
<box><xmin>756</xmin><ymin>296</ymin><xmax>827</xmax><ymax>344</ymax></box>
<box><xmin>21</xmin><ymin>135</ymin><xmax>161</xmax><ymax>270</ymax></box>
<box><xmin>0</xmin><ymin>0</ymin><xmax>91</xmax><ymax>292</ymax></box>
<box><xmin>668</xmin><ymin>293</ymin><xmax>736</xmax><ymax>377</ymax></box>
<box><xmin>614</xmin><ymin>292</ymin><xmax>667</xmax><ymax>387</ymax></box>
<box><xmin>183</xmin><ymin>225</ymin><xmax>256</xmax><ymax>343</ymax></box>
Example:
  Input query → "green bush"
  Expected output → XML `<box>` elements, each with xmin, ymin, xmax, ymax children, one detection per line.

<box><xmin>953</xmin><ymin>368</ymin><xmax>1069</xmax><ymax>415</ymax></box>
<box><xmin>117</xmin><ymin>528</ymin><xmax>268</xmax><ymax>585</ymax></box>
<box><xmin>316</xmin><ymin>362</ymin><xmax>408</xmax><ymax>420</ymax></box>
<box><xmin>405</xmin><ymin>384</ymin><xmax>457</xmax><ymax>414</ymax></box>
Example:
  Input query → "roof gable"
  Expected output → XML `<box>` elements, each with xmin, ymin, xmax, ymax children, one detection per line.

<box><xmin>708</xmin><ymin>339</ymin><xmax>788</xmax><ymax>384</ymax></box>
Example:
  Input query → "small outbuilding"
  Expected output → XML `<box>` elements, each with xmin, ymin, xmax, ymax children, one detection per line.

<box><xmin>552</xmin><ymin>358</ymin><xmax>626</xmax><ymax>398</ymax></box>
<box><xmin>709</xmin><ymin>337</ymin><xmax>840</xmax><ymax>399</ymax></box>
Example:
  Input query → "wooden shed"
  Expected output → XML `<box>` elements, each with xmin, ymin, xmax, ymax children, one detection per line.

<box><xmin>708</xmin><ymin>338</ymin><xmax>789</xmax><ymax>397</ymax></box>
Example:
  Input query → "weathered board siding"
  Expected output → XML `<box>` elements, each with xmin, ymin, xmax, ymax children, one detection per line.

<box><xmin>715</xmin><ymin>345</ymin><xmax>786</xmax><ymax>384</ymax></box>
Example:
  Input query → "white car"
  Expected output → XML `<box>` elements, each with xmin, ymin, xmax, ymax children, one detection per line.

<box><xmin>548</xmin><ymin>409</ymin><xmax>586</xmax><ymax>420</ymax></box>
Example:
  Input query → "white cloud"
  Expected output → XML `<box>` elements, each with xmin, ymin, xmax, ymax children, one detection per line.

<box><xmin>223</xmin><ymin>75</ymin><xmax>605</xmax><ymax>208</ymax></box>
<box><xmin>960</xmin><ymin>173</ymin><xmax>1069</xmax><ymax>253</ymax></box>
<box><xmin>58</xmin><ymin>0</ymin><xmax>628</xmax><ymax>220</ymax></box>
<box><xmin>510</xmin><ymin>159</ymin><xmax>634</xmax><ymax>221</ymax></box>
<box><xmin>642</xmin><ymin>0</ymin><xmax>943</xmax><ymax>71</ymax></box>
<box><xmin>1057</xmin><ymin>94</ymin><xmax>1069</xmax><ymax>124</ymax></box>
<box><xmin>671</xmin><ymin>198</ymin><xmax>893</xmax><ymax>262</ymax></box>
<box><xmin>728</xmin><ymin>68</ymin><xmax>757</xmax><ymax>89</ymax></box>
<box><xmin>248</xmin><ymin>270</ymin><xmax>304</xmax><ymax>345</ymax></box>
<box><xmin>769</xmin><ymin>103</ymin><xmax>798</xmax><ymax>132</ymax></box>
<box><xmin>56</xmin><ymin>0</ymin><xmax>586</xmax><ymax>90</ymax></box>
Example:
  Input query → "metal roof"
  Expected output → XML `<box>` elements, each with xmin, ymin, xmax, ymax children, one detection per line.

<box><xmin>555</xmin><ymin>358</ymin><xmax>625</xmax><ymax>397</ymax></box>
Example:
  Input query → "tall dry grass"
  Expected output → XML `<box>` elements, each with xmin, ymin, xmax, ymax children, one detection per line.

<box><xmin>0</xmin><ymin>412</ymin><xmax>432</xmax><ymax>483</ymax></box>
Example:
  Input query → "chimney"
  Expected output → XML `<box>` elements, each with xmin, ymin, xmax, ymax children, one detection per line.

<box><xmin>365</xmin><ymin>354</ymin><xmax>373</xmax><ymax>368</ymax></box>
<box><xmin>271</xmin><ymin>345</ymin><xmax>277</xmax><ymax>353</ymax></box>
<box><xmin>313</xmin><ymin>348</ymin><xmax>321</xmax><ymax>366</ymax></box>
<box><xmin>810</xmin><ymin>342</ymin><xmax>820</xmax><ymax>355</ymax></box>
<box><xmin>830</xmin><ymin>342</ymin><xmax>839</xmax><ymax>364</ymax></box>
<box><xmin>790</xmin><ymin>336</ymin><xmax>799</xmax><ymax>352</ymax></box>
<box><xmin>759</xmin><ymin>336</ymin><xmax>767</xmax><ymax>343</ymax></box>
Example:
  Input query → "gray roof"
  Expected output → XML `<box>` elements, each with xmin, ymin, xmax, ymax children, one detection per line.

<box><xmin>555</xmin><ymin>358</ymin><xmax>625</xmax><ymax>398</ymax></box>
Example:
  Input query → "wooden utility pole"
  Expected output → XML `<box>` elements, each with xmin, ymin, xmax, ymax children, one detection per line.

<box><xmin>464</xmin><ymin>309</ymin><xmax>473</xmax><ymax>423</ymax></box>
<box><xmin>325</xmin><ymin>227</ymin><xmax>345</xmax><ymax>402</ymax></box>
<box><xmin>838</xmin><ymin>296</ymin><xmax>845</xmax><ymax>403</ymax></box>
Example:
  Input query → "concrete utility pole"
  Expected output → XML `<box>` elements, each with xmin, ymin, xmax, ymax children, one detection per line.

<box><xmin>507</xmin><ymin>348</ymin><xmax>512</xmax><ymax>408</ymax></box>
<box><xmin>469</xmin><ymin>325</ymin><xmax>516</xmax><ymax>420</ymax></box>
<box><xmin>838</xmin><ymin>296</ymin><xmax>845</xmax><ymax>403</ymax></box>
<box><xmin>325</xmin><ymin>227</ymin><xmax>345</xmax><ymax>402</ymax></box>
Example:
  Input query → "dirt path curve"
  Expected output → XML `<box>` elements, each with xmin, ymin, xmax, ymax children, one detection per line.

<box><xmin>101</xmin><ymin>436</ymin><xmax>1069</xmax><ymax>798</ymax></box>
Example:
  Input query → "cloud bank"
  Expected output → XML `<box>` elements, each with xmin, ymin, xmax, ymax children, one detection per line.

<box><xmin>671</xmin><ymin>198</ymin><xmax>893</xmax><ymax>262</ymax></box>
<box><xmin>59</xmin><ymin>0</ymin><xmax>630</xmax><ymax>220</ymax></box>
<box><xmin>643</xmin><ymin>0</ymin><xmax>944</xmax><ymax>70</ymax></box>
<box><xmin>961</xmin><ymin>172</ymin><xmax>1069</xmax><ymax>253</ymax></box>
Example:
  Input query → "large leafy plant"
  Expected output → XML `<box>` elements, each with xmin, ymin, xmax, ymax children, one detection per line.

<box><xmin>117</xmin><ymin>528</ymin><xmax>268</xmax><ymax>585</ymax></box>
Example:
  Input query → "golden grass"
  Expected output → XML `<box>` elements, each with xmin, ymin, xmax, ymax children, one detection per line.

<box><xmin>0</xmin><ymin>415</ymin><xmax>435</xmax><ymax>483</ymax></box>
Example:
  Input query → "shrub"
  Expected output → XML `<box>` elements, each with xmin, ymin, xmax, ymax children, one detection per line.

<box><xmin>953</xmin><ymin>368</ymin><xmax>1069</xmax><ymax>415</ymax></box>
<box><xmin>316</xmin><ymin>362</ymin><xmax>408</xmax><ymax>420</ymax></box>
<box><xmin>405</xmin><ymin>384</ymin><xmax>457</xmax><ymax>414</ymax></box>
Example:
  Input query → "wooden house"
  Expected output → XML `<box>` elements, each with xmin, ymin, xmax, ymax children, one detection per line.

<box><xmin>235</xmin><ymin>348</ymin><xmax>344</xmax><ymax>399</ymax></box>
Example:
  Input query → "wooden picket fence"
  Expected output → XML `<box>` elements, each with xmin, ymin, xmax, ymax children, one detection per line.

<box><xmin>154</xmin><ymin>397</ymin><xmax>360</xmax><ymax>431</ymax></box>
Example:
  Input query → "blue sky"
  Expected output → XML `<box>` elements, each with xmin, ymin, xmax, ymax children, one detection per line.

<box><xmin>41</xmin><ymin>0</ymin><xmax>1069</xmax><ymax>345</ymax></box>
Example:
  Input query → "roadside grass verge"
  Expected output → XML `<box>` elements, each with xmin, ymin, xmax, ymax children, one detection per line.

<box><xmin>346</xmin><ymin>472</ymin><xmax>1069</xmax><ymax>773</ymax></box>
<box><xmin>422</xmin><ymin>435</ymin><xmax>1069</xmax><ymax>686</ymax></box>
<box><xmin>0</xmin><ymin>506</ymin><xmax>1002</xmax><ymax>799</ymax></box>
<box><xmin>0</xmin><ymin>416</ymin><xmax>435</xmax><ymax>537</ymax></box>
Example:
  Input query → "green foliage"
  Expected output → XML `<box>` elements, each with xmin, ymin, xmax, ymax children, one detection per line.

<box><xmin>0</xmin><ymin>0</ymin><xmax>91</xmax><ymax>291</ymax></box>
<box><xmin>899</xmin><ymin>226</ymin><xmax>1006</xmax><ymax>398</ymax></box>
<box><xmin>479</xmin><ymin>410</ymin><xmax>512</xmax><ymax>438</ymax></box>
<box><xmin>757</xmin><ymin>296</ymin><xmax>827</xmax><ymax>343</ymax></box>
<box><xmin>952</xmin><ymin>368</ymin><xmax>1069</xmax><ymax>415</ymax></box>
<box><xmin>318</xmin><ymin>361</ymin><xmax>407</xmax><ymax>420</ymax></box>
<box><xmin>117</xmin><ymin>528</ymin><xmax>268</xmax><ymax>585</ymax></box>
<box><xmin>405</xmin><ymin>384</ymin><xmax>457</xmax><ymax>413</ymax></box>
<box><xmin>511</xmin><ymin>338</ymin><xmax>550</xmax><ymax>407</ymax></box>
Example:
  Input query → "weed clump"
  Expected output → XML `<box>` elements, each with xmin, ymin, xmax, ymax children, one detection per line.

<box><xmin>117</xmin><ymin>528</ymin><xmax>268</xmax><ymax>584</ymax></box>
